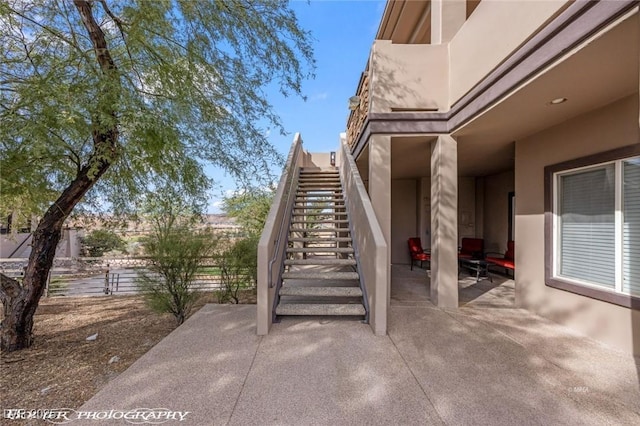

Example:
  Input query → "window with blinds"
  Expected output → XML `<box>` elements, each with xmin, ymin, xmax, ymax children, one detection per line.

<box><xmin>555</xmin><ymin>156</ymin><xmax>640</xmax><ymax>297</ymax></box>
<box><xmin>558</xmin><ymin>165</ymin><xmax>615</xmax><ymax>288</ymax></box>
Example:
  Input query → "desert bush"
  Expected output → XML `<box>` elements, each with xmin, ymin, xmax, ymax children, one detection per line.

<box><xmin>81</xmin><ymin>229</ymin><xmax>126</xmax><ymax>257</ymax></box>
<box><xmin>137</xmin><ymin>209</ymin><xmax>217</xmax><ymax>324</ymax></box>
<box><xmin>218</xmin><ymin>236</ymin><xmax>258</xmax><ymax>304</ymax></box>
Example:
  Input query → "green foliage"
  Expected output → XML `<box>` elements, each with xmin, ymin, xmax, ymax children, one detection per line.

<box><xmin>137</xmin><ymin>199</ymin><xmax>218</xmax><ymax>325</ymax></box>
<box><xmin>0</xmin><ymin>0</ymin><xmax>313</xmax><ymax>350</ymax></box>
<box><xmin>222</xmin><ymin>189</ymin><xmax>274</xmax><ymax>237</ymax></box>
<box><xmin>81</xmin><ymin>229</ymin><xmax>126</xmax><ymax>257</ymax></box>
<box><xmin>0</xmin><ymin>0</ymin><xmax>314</xmax><ymax>219</ymax></box>
<box><xmin>218</xmin><ymin>236</ymin><xmax>258</xmax><ymax>304</ymax></box>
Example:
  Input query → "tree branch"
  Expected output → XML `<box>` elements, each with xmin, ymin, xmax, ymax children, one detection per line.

<box><xmin>98</xmin><ymin>0</ymin><xmax>145</xmax><ymax>87</ymax></box>
<box><xmin>73</xmin><ymin>0</ymin><xmax>116</xmax><ymax>75</ymax></box>
<box><xmin>98</xmin><ymin>0</ymin><xmax>128</xmax><ymax>31</ymax></box>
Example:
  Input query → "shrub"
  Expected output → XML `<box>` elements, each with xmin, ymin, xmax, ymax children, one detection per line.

<box><xmin>218</xmin><ymin>236</ymin><xmax>258</xmax><ymax>304</ymax></box>
<box><xmin>137</xmin><ymin>219</ymin><xmax>217</xmax><ymax>325</ymax></box>
<box><xmin>81</xmin><ymin>229</ymin><xmax>126</xmax><ymax>257</ymax></box>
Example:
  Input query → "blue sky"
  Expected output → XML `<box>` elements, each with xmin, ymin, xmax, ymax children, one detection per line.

<box><xmin>207</xmin><ymin>0</ymin><xmax>385</xmax><ymax>212</ymax></box>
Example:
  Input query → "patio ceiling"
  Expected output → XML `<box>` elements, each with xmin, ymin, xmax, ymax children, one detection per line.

<box><xmin>454</xmin><ymin>9</ymin><xmax>639</xmax><ymax>177</ymax></box>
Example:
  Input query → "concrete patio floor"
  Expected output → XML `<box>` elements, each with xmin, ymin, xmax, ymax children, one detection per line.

<box><xmin>79</xmin><ymin>265</ymin><xmax>640</xmax><ymax>425</ymax></box>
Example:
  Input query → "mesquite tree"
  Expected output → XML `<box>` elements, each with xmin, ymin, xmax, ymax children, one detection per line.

<box><xmin>0</xmin><ymin>0</ymin><xmax>313</xmax><ymax>351</ymax></box>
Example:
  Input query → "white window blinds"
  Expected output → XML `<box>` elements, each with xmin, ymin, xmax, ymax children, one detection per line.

<box><xmin>559</xmin><ymin>165</ymin><xmax>615</xmax><ymax>288</ymax></box>
<box><xmin>623</xmin><ymin>158</ymin><xmax>640</xmax><ymax>296</ymax></box>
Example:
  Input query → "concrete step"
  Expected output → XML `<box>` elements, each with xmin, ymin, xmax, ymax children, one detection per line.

<box><xmin>298</xmin><ymin>186</ymin><xmax>342</xmax><ymax>190</ymax></box>
<box><xmin>298</xmin><ymin>179</ymin><xmax>341</xmax><ymax>183</ymax></box>
<box><xmin>295</xmin><ymin>197</ymin><xmax>344</xmax><ymax>201</ymax></box>
<box><xmin>279</xmin><ymin>286</ymin><xmax>362</xmax><ymax>297</ymax></box>
<box><xmin>292</xmin><ymin>212</ymin><xmax>347</xmax><ymax>216</ymax></box>
<box><xmin>284</xmin><ymin>258</ymin><xmax>356</xmax><ymax>266</ymax></box>
<box><xmin>298</xmin><ymin>181</ymin><xmax>341</xmax><ymax>185</ymax></box>
<box><xmin>296</xmin><ymin>192</ymin><xmax>343</xmax><ymax>196</ymax></box>
<box><xmin>282</xmin><ymin>271</ymin><xmax>359</xmax><ymax>280</ymax></box>
<box><xmin>290</xmin><ymin>219</ymin><xmax>349</xmax><ymax>224</ymax></box>
<box><xmin>286</xmin><ymin>247</ymin><xmax>354</xmax><ymax>253</ymax></box>
<box><xmin>289</xmin><ymin>237</ymin><xmax>352</xmax><ymax>243</ymax></box>
<box><xmin>288</xmin><ymin>246</ymin><xmax>352</xmax><ymax>250</ymax></box>
<box><xmin>289</xmin><ymin>227</ymin><xmax>350</xmax><ymax>233</ymax></box>
<box><xmin>295</xmin><ymin>197</ymin><xmax>344</xmax><ymax>199</ymax></box>
<box><xmin>293</xmin><ymin>209</ymin><xmax>346</xmax><ymax>212</ymax></box>
<box><xmin>294</xmin><ymin>205</ymin><xmax>345</xmax><ymax>209</ymax></box>
<box><xmin>276</xmin><ymin>303</ymin><xmax>366</xmax><ymax>316</ymax></box>
<box><xmin>294</xmin><ymin>199</ymin><xmax>345</xmax><ymax>203</ymax></box>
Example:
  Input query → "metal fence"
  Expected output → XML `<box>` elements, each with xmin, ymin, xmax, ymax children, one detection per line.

<box><xmin>0</xmin><ymin>257</ymin><xmax>253</xmax><ymax>297</ymax></box>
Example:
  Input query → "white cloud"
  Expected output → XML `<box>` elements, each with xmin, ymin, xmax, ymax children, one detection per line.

<box><xmin>310</xmin><ymin>92</ymin><xmax>329</xmax><ymax>101</ymax></box>
<box><xmin>209</xmin><ymin>199</ymin><xmax>222</xmax><ymax>210</ymax></box>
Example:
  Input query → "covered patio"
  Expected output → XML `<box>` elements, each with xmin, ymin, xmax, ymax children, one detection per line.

<box><xmin>391</xmin><ymin>263</ymin><xmax>515</xmax><ymax>309</ymax></box>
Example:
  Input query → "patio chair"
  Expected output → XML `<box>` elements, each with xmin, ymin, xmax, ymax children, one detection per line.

<box><xmin>458</xmin><ymin>237</ymin><xmax>484</xmax><ymax>260</ymax></box>
<box><xmin>408</xmin><ymin>237</ymin><xmax>430</xmax><ymax>270</ymax></box>
<box><xmin>486</xmin><ymin>241</ymin><xmax>515</xmax><ymax>276</ymax></box>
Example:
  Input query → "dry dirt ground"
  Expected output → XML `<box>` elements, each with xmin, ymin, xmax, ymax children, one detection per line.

<box><xmin>0</xmin><ymin>291</ymin><xmax>256</xmax><ymax>416</ymax></box>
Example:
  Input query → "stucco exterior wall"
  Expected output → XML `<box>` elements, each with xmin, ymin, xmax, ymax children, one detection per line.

<box><xmin>449</xmin><ymin>0</ymin><xmax>568</xmax><ymax>106</ymax></box>
<box><xmin>483</xmin><ymin>170</ymin><xmax>514</xmax><ymax>254</ymax></box>
<box><xmin>0</xmin><ymin>229</ymin><xmax>82</xmax><ymax>259</ymax></box>
<box><xmin>303</xmin><ymin>152</ymin><xmax>338</xmax><ymax>168</ymax></box>
<box><xmin>515</xmin><ymin>94</ymin><xmax>640</xmax><ymax>355</ymax></box>
<box><xmin>458</xmin><ymin>176</ymin><xmax>476</xmax><ymax>241</ymax></box>
<box><xmin>370</xmin><ymin>41</ymin><xmax>449</xmax><ymax>113</ymax></box>
<box><xmin>418</xmin><ymin>177</ymin><xmax>431</xmax><ymax>251</ymax></box>
<box><xmin>1</xmin><ymin>233</ymin><xmax>32</xmax><ymax>258</ymax></box>
<box><xmin>391</xmin><ymin>179</ymin><xmax>417</xmax><ymax>264</ymax></box>
<box><xmin>340</xmin><ymin>135</ymin><xmax>389</xmax><ymax>335</ymax></box>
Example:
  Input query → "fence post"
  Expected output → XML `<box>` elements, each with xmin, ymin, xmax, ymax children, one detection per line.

<box><xmin>104</xmin><ymin>263</ymin><xmax>110</xmax><ymax>295</ymax></box>
<box><xmin>45</xmin><ymin>270</ymin><xmax>51</xmax><ymax>297</ymax></box>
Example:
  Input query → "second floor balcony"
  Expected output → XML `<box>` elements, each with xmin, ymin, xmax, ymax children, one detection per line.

<box><xmin>345</xmin><ymin>0</ymin><xmax>573</xmax><ymax>152</ymax></box>
<box><xmin>345</xmin><ymin>40</ymin><xmax>448</xmax><ymax>151</ymax></box>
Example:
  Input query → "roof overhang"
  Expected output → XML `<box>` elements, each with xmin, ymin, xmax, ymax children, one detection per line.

<box><xmin>376</xmin><ymin>0</ymin><xmax>432</xmax><ymax>44</ymax></box>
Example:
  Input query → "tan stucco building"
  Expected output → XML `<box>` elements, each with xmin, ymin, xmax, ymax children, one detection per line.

<box><xmin>259</xmin><ymin>0</ymin><xmax>640</xmax><ymax>357</ymax></box>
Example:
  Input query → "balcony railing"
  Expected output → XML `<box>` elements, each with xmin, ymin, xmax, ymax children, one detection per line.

<box><xmin>345</xmin><ymin>70</ymin><xmax>369</xmax><ymax>151</ymax></box>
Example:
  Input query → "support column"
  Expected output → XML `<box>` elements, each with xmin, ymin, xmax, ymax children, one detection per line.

<box><xmin>431</xmin><ymin>0</ymin><xmax>467</xmax><ymax>45</ymax></box>
<box><xmin>430</xmin><ymin>135</ymin><xmax>458</xmax><ymax>308</ymax></box>
<box><xmin>419</xmin><ymin>177</ymin><xmax>431</xmax><ymax>251</ymax></box>
<box><xmin>369</xmin><ymin>135</ymin><xmax>392</xmax><ymax>315</ymax></box>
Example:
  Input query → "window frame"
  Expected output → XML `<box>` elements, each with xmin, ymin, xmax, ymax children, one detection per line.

<box><xmin>544</xmin><ymin>144</ymin><xmax>640</xmax><ymax>309</ymax></box>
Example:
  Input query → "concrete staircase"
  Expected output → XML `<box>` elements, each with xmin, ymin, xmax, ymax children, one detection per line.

<box><xmin>275</xmin><ymin>167</ymin><xmax>366</xmax><ymax>319</ymax></box>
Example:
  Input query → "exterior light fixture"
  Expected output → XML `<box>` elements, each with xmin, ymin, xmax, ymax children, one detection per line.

<box><xmin>549</xmin><ymin>97</ymin><xmax>567</xmax><ymax>105</ymax></box>
<box><xmin>348</xmin><ymin>96</ymin><xmax>361</xmax><ymax>111</ymax></box>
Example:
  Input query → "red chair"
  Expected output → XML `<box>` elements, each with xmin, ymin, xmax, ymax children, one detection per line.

<box><xmin>459</xmin><ymin>238</ymin><xmax>484</xmax><ymax>260</ymax></box>
<box><xmin>408</xmin><ymin>237</ymin><xmax>430</xmax><ymax>270</ymax></box>
<box><xmin>486</xmin><ymin>241</ymin><xmax>515</xmax><ymax>275</ymax></box>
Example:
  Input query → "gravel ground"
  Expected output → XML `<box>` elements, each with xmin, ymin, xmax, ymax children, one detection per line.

<box><xmin>0</xmin><ymin>291</ymin><xmax>256</xmax><ymax>422</ymax></box>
